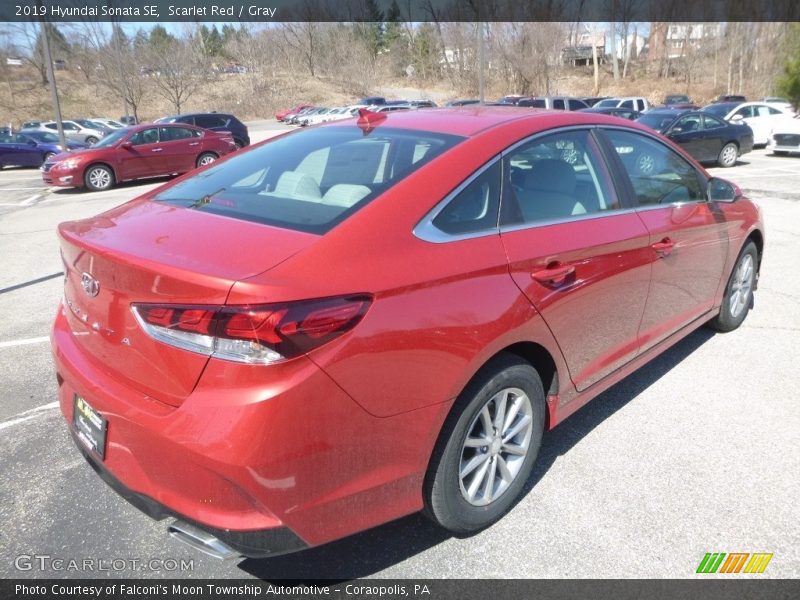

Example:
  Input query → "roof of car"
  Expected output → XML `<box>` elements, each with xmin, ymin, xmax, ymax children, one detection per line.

<box><xmin>326</xmin><ymin>106</ymin><xmax>655</xmax><ymax>138</ymax></box>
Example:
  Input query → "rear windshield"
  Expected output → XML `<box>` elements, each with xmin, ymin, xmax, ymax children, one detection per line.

<box><xmin>154</xmin><ymin>126</ymin><xmax>463</xmax><ymax>234</ymax></box>
<box><xmin>636</xmin><ymin>113</ymin><xmax>676</xmax><ymax>132</ymax></box>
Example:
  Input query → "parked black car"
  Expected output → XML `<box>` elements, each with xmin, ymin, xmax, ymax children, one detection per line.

<box><xmin>119</xmin><ymin>116</ymin><xmax>138</xmax><ymax>126</ymax></box>
<box><xmin>446</xmin><ymin>99</ymin><xmax>481</xmax><ymax>106</ymax></box>
<box><xmin>578</xmin><ymin>106</ymin><xmax>641</xmax><ymax>120</ymax></box>
<box><xmin>155</xmin><ymin>112</ymin><xmax>250</xmax><ymax>148</ymax></box>
<box><xmin>636</xmin><ymin>109</ymin><xmax>754</xmax><ymax>167</ymax></box>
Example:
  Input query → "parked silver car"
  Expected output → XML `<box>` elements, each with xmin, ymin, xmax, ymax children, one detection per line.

<box><xmin>23</xmin><ymin>120</ymin><xmax>105</xmax><ymax>145</ymax></box>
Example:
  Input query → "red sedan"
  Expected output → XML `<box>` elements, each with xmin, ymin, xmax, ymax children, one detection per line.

<box><xmin>42</xmin><ymin>122</ymin><xmax>236</xmax><ymax>191</ymax></box>
<box><xmin>52</xmin><ymin>108</ymin><xmax>763</xmax><ymax>558</ymax></box>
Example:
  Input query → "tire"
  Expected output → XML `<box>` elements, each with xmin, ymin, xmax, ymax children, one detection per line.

<box><xmin>196</xmin><ymin>152</ymin><xmax>217</xmax><ymax>168</ymax></box>
<box><xmin>83</xmin><ymin>164</ymin><xmax>114</xmax><ymax>191</ymax></box>
<box><xmin>717</xmin><ymin>143</ymin><xmax>738</xmax><ymax>168</ymax></box>
<box><xmin>85</xmin><ymin>136</ymin><xmax>99</xmax><ymax>145</ymax></box>
<box><xmin>423</xmin><ymin>354</ymin><xmax>546</xmax><ymax>534</ymax></box>
<box><xmin>42</xmin><ymin>152</ymin><xmax>55</xmax><ymax>164</ymax></box>
<box><xmin>708</xmin><ymin>241</ymin><xmax>758</xmax><ymax>332</ymax></box>
<box><xmin>772</xmin><ymin>150</ymin><xmax>788</xmax><ymax>156</ymax></box>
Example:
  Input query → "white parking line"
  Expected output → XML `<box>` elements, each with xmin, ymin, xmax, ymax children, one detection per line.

<box><xmin>20</xmin><ymin>194</ymin><xmax>42</xmax><ymax>206</ymax></box>
<box><xmin>0</xmin><ymin>336</ymin><xmax>50</xmax><ymax>349</ymax></box>
<box><xmin>0</xmin><ymin>401</ymin><xmax>59</xmax><ymax>431</ymax></box>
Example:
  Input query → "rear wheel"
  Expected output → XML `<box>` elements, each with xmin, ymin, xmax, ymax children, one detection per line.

<box><xmin>196</xmin><ymin>152</ymin><xmax>217</xmax><ymax>168</ymax></box>
<box><xmin>84</xmin><ymin>164</ymin><xmax>114</xmax><ymax>191</ymax></box>
<box><xmin>423</xmin><ymin>354</ymin><xmax>545</xmax><ymax>534</ymax></box>
<box><xmin>708</xmin><ymin>241</ymin><xmax>758</xmax><ymax>332</ymax></box>
<box><xmin>85</xmin><ymin>136</ymin><xmax>99</xmax><ymax>145</ymax></box>
<box><xmin>717</xmin><ymin>143</ymin><xmax>738</xmax><ymax>168</ymax></box>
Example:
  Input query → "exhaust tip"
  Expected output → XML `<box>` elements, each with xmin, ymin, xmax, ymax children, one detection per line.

<box><xmin>168</xmin><ymin>520</ymin><xmax>240</xmax><ymax>561</ymax></box>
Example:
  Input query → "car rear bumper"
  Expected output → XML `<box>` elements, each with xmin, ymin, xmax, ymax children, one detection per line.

<box><xmin>51</xmin><ymin>304</ymin><xmax>438</xmax><ymax>552</ymax></box>
<box><xmin>767</xmin><ymin>134</ymin><xmax>800</xmax><ymax>153</ymax></box>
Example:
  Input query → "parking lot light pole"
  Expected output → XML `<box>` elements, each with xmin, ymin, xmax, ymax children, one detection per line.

<box><xmin>38</xmin><ymin>7</ymin><xmax>67</xmax><ymax>149</ymax></box>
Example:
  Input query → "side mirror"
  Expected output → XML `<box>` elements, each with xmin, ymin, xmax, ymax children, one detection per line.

<box><xmin>120</xmin><ymin>141</ymin><xmax>132</xmax><ymax>149</ymax></box>
<box><xmin>669</xmin><ymin>126</ymin><xmax>682</xmax><ymax>135</ymax></box>
<box><xmin>730</xmin><ymin>114</ymin><xmax>744</xmax><ymax>122</ymax></box>
<box><xmin>708</xmin><ymin>177</ymin><xmax>737</xmax><ymax>203</ymax></box>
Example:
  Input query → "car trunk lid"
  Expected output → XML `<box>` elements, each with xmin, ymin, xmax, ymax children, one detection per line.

<box><xmin>58</xmin><ymin>199</ymin><xmax>318</xmax><ymax>407</ymax></box>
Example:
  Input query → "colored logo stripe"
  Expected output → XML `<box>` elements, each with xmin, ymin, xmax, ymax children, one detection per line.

<box><xmin>719</xmin><ymin>553</ymin><xmax>749</xmax><ymax>573</ymax></box>
<box><xmin>744</xmin><ymin>553</ymin><xmax>773</xmax><ymax>574</ymax></box>
<box><xmin>697</xmin><ymin>553</ymin><xmax>726</xmax><ymax>573</ymax></box>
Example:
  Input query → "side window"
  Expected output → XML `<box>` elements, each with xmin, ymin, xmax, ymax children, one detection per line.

<box><xmin>160</xmin><ymin>127</ymin><xmax>195</xmax><ymax>142</ymax></box>
<box><xmin>767</xmin><ymin>106</ymin><xmax>782</xmax><ymax>115</ymax></box>
<box><xmin>129</xmin><ymin>128</ymin><xmax>159</xmax><ymax>145</ymax></box>
<box><xmin>755</xmin><ymin>105</ymin><xmax>772</xmax><ymax>117</ymax></box>
<box><xmin>734</xmin><ymin>106</ymin><xmax>753</xmax><ymax>119</ymax></box>
<box><xmin>553</xmin><ymin>99</ymin><xmax>566</xmax><ymax>110</ymax></box>
<box><xmin>620</xmin><ymin>100</ymin><xmax>634</xmax><ymax>110</ymax></box>
<box><xmin>502</xmin><ymin>129</ymin><xmax>619</xmax><ymax>226</ymax></box>
<box><xmin>603</xmin><ymin>129</ymin><xmax>706</xmax><ymax>206</ymax></box>
<box><xmin>674</xmin><ymin>114</ymin><xmax>702</xmax><ymax>132</ymax></box>
<box><xmin>195</xmin><ymin>115</ymin><xmax>226</xmax><ymax>128</ymax></box>
<box><xmin>62</xmin><ymin>122</ymin><xmax>77</xmax><ymax>131</ymax></box>
<box><xmin>703</xmin><ymin>115</ymin><xmax>726</xmax><ymax>129</ymax></box>
<box><xmin>44</xmin><ymin>123</ymin><xmax>57</xmax><ymax>130</ymax></box>
<box><xmin>431</xmin><ymin>160</ymin><xmax>501</xmax><ymax>235</ymax></box>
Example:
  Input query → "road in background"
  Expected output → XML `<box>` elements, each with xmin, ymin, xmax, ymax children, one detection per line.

<box><xmin>0</xmin><ymin>141</ymin><xmax>797</xmax><ymax>579</ymax></box>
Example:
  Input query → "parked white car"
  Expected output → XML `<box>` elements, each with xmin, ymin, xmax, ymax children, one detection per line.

<box><xmin>702</xmin><ymin>101</ymin><xmax>796</xmax><ymax>145</ymax></box>
<box><xmin>762</xmin><ymin>97</ymin><xmax>794</xmax><ymax>112</ymax></box>
<box><xmin>301</xmin><ymin>107</ymin><xmax>353</xmax><ymax>126</ymax></box>
<box><xmin>593</xmin><ymin>96</ymin><xmax>651</xmax><ymax>112</ymax></box>
<box><xmin>91</xmin><ymin>117</ymin><xmax>126</xmax><ymax>129</ymax></box>
<box><xmin>766</xmin><ymin>116</ymin><xmax>800</xmax><ymax>156</ymax></box>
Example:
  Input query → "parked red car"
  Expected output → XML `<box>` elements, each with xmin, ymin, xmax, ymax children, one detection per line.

<box><xmin>52</xmin><ymin>108</ymin><xmax>764</xmax><ymax>559</ymax></box>
<box><xmin>275</xmin><ymin>103</ymin><xmax>312</xmax><ymax>122</ymax></box>
<box><xmin>42</xmin><ymin>123</ymin><xmax>236</xmax><ymax>191</ymax></box>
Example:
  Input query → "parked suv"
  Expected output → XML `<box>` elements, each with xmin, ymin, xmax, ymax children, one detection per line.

<box><xmin>594</xmin><ymin>96</ymin><xmax>651</xmax><ymax>112</ymax></box>
<box><xmin>517</xmin><ymin>96</ymin><xmax>590</xmax><ymax>110</ymax></box>
<box><xmin>156</xmin><ymin>112</ymin><xmax>250</xmax><ymax>148</ymax></box>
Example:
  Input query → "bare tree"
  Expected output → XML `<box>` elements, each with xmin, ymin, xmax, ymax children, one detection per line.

<box><xmin>145</xmin><ymin>36</ymin><xmax>209</xmax><ymax>114</ymax></box>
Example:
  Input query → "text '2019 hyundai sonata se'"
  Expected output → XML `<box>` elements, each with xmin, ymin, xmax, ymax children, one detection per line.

<box><xmin>52</xmin><ymin>107</ymin><xmax>764</xmax><ymax>558</ymax></box>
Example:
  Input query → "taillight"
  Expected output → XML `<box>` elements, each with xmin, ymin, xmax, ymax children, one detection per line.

<box><xmin>132</xmin><ymin>295</ymin><xmax>371</xmax><ymax>365</ymax></box>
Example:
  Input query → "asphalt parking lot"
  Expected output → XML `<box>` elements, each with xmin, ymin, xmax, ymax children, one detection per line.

<box><xmin>0</xmin><ymin>133</ymin><xmax>798</xmax><ymax>579</ymax></box>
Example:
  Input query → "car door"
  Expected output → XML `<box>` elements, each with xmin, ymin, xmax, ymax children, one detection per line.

<box><xmin>700</xmin><ymin>114</ymin><xmax>729</xmax><ymax>158</ymax></box>
<box><xmin>118</xmin><ymin>127</ymin><xmax>164</xmax><ymax>180</ymax></box>
<box><xmin>665</xmin><ymin>114</ymin><xmax>708</xmax><ymax>161</ymax></box>
<box><xmin>13</xmin><ymin>134</ymin><xmax>45</xmax><ymax>166</ymax></box>
<box><xmin>499</xmin><ymin>128</ymin><xmax>652</xmax><ymax>391</ymax></box>
<box><xmin>158</xmin><ymin>126</ymin><xmax>201</xmax><ymax>173</ymax></box>
<box><xmin>598</xmin><ymin>128</ymin><xmax>729</xmax><ymax>352</ymax></box>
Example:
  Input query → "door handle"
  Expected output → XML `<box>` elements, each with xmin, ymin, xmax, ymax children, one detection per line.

<box><xmin>651</xmin><ymin>237</ymin><xmax>675</xmax><ymax>256</ymax></box>
<box><xmin>189</xmin><ymin>142</ymin><xmax>199</xmax><ymax>146</ymax></box>
<box><xmin>151</xmin><ymin>148</ymin><xmax>163</xmax><ymax>152</ymax></box>
<box><xmin>531</xmin><ymin>264</ymin><xmax>575</xmax><ymax>284</ymax></box>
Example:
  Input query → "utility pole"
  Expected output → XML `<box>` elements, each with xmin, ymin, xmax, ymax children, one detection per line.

<box><xmin>38</xmin><ymin>2</ymin><xmax>67</xmax><ymax>149</ymax></box>
<box><xmin>479</xmin><ymin>22</ymin><xmax>485</xmax><ymax>103</ymax></box>
<box><xmin>111</xmin><ymin>19</ymin><xmax>130</xmax><ymax>121</ymax></box>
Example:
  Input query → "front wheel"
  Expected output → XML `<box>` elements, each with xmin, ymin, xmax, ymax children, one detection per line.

<box><xmin>717</xmin><ymin>143</ymin><xmax>738</xmax><ymax>168</ymax></box>
<box><xmin>42</xmin><ymin>152</ymin><xmax>56</xmax><ymax>164</ymax></box>
<box><xmin>196</xmin><ymin>152</ymin><xmax>217</xmax><ymax>168</ymax></box>
<box><xmin>84</xmin><ymin>164</ymin><xmax>114</xmax><ymax>191</ymax></box>
<box><xmin>708</xmin><ymin>241</ymin><xmax>758</xmax><ymax>332</ymax></box>
<box><xmin>85</xmin><ymin>136</ymin><xmax>99</xmax><ymax>145</ymax></box>
<box><xmin>423</xmin><ymin>354</ymin><xmax>546</xmax><ymax>534</ymax></box>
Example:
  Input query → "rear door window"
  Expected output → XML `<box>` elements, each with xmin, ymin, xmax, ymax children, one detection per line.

<box><xmin>195</xmin><ymin>115</ymin><xmax>228</xmax><ymax>128</ymax></box>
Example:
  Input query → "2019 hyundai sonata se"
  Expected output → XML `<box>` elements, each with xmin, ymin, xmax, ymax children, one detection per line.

<box><xmin>52</xmin><ymin>107</ymin><xmax>764</xmax><ymax>559</ymax></box>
